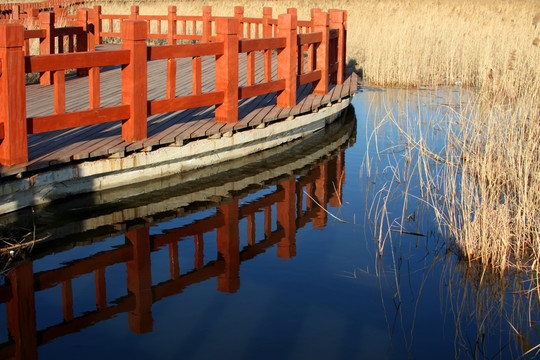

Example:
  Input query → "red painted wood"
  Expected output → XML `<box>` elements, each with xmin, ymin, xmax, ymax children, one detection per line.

<box><xmin>167</xmin><ymin>5</ymin><xmax>176</xmax><ymax>45</ymax></box>
<box><xmin>166</xmin><ymin>7</ymin><xmax>176</xmax><ymax>101</ymax></box>
<box><xmin>89</xmin><ymin>65</ymin><xmax>100</xmax><ymax>109</ymax></box>
<box><xmin>24</xmin><ymin>29</ymin><xmax>46</xmax><ymax>40</ymax></box>
<box><xmin>93</xmin><ymin>6</ymin><xmax>102</xmax><ymax>44</ymax></box>
<box><xmin>27</xmin><ymin>105</ymin><xmax>130</xmax><ymax>134</ymax></box>
<box><xmin>297</xmin><ymin>32</ymin><xmax>322</xmax><ymax>45</ymax></box>
<box><xmin>239</xmin><ymin>79</ymin><xmax>285</xmax><ymax>99</ymax></box>
<box><xmin>166</xmin><ymin>58</ymin><xmax>176</xmax><ymax>99</ymax></box>
<box><xmin>246</xmin><ymin>51</ymin><xmax>255</xmax><ymax>86</ymax></box>
<box><xmin>39</xmin><ymin>11</ymin><xmax>54</xmax><ymax>85</ymax></box>
<box><xmin>192</xmin><ymin>56</ymin><xmax>201</xmax><ymax>95</ymax></box>
<box><xmin>238</xmin><ymin>37</ymin><xmax>285</xmax><ymax>53</ymax></box>
<box><xmin>76</xmin><ymin>10</ymin><xmax>89</xmax><ymax>77</ymax></box>
<box><xmin>234</xmin><ymin>6</ymin><xmax>244</xmax><ymax>39</ymax></box>
<box><xmin>130</xmin><ymin>5</ymin><xmax>139</xmax><ymax>20</ymax></box>
<box><xmin>277</xmin><ymin>13</ymin><xmax>297</xmax><ymax>108</ymax></box>
<box><xmin>202</xmin><ymin>6</ymin><xmax>212</xmax><ymax>42</ymax></box>
<box><xmin>147</xmin><ymin>42</ymin><xmax>223</xmax><ymax>61</ymax></box>
<box><xmin>297</xmin><ymin>69</ymin><xmax>321</xmax><ymax>86</ymax></box>
<box><xmin>53</xmin><ymin>70</ymin><xmax>65</xmax><ymax>114</ymax></box>
<box><xmin>262</xmin><ymin>7</ymin><xmax>272</xmax><ymax>82</ymax></box>
<box><xmin>25</xmin><ymin>50</ymin><xmax>130</xmax><ymax>72</ymax></box>
<box><xmin>215</xmin><ymin>17</ymin><xmax>239</xmax><ymax>123</ymax></box>
<box><xmin>148</xmin><ymin>91</ymin><xmax>224</xmax><ymax>115</ymax></box>
<box><xmin>0</xmin><ymin>24</ymin><xmax>28</xmax><ymax>166</ymax></box>
<box><xmin>313</xmin><ymin>12</ymin><xmax>329</xmax><ymax>95</ymax></box>
<box><xmin>329</xmin><ymin>9</ymin><xmax>346</xmax><ymax>84</ymax></box>
<box><xmin>121</xmin><ymin>20</ymin><xmax>147</xmax><ymax>142</ymax></box>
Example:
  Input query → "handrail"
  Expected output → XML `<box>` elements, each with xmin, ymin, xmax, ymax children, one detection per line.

<box><xmin>0</xmin><ymin>7</ymin><xmax>348</xmax><ymax>167</ymax></box>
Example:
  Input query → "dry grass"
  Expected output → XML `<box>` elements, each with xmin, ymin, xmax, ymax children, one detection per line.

<box><xmin>83</xmin><ymin>0</ymin><xmax>540</xmax><ymax>99</ymax></box>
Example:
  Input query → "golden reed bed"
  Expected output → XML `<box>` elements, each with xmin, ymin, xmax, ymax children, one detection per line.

<box><xmin>84</xmin><ymin>0</ymin><xmax>540</xmax><ymax>99</ymax></box>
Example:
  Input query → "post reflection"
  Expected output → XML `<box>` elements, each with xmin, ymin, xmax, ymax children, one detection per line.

<box><xmin>0</xmin><ymin>149</ymin><xmax>346</xmax><ymax>359</ymax></box>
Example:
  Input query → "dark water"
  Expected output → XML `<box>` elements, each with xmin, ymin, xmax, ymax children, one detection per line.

<box><xmin>0</xmin><ymin>90</ymin><xmax>538</xmax><ymax>359</ymax></box>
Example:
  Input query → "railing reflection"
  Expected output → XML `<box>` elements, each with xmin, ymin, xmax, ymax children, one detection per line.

<box><xmin>0</xmin><ymin>148</ymin><xmax>346</xmax><ymax>359</ymax></box>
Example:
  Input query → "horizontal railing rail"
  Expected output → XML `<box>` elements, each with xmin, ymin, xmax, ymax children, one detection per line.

<box><xmin>0</xmin><ymin>7</ymin><xmax>348</xmax><ymax>167</ymax></box>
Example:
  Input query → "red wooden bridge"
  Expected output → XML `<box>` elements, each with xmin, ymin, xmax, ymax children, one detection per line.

<box><xmin>0</xmin><ymin>4</ymin><xmax>357</xmax><ymax>178</ymax></box>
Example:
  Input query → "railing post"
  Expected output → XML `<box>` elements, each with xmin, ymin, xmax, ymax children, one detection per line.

<box><xmin>310</xmin><ymin>8</ymin><xmax>321</xmax><ymax>30</ymax></box>
<box><xmin>12</xmin><ymin>5</ymin><xmax>20</xmax><ymax>20</ymax></box>
<box><xmin>287</xmin><ymin>8</ymin><xmax>297</xmax><ymax>15</ymax></box>
<box><xmin>76</xmin><ymin>9</ymin><xmax>89</xmax><ymax>77</ymax></box>
<box><xmin>130</xmin><ymin>5</ymin><xmax>139</xmax><ymax>20</ymax></box>
<box><xmin>55</xmin><ymin>5</ymin><xmax>67</xmax><ymax>26</ymax></box>
<box><xmin>93</xmin><ymin>5</ymin><xmax>102</xmax><ymax>45</ymax></box>
<box><xmin>121</xmin><ymin>20</ymin><xmax>147</xmax><ymax>142</ymax></box>
<box><xmin>329</xmin><ymin>9</ymin><xmax>346</xmax><ymax>84</ymax></box>
<box><xmin>262</xmin><ymin>7</ymin><xmax>272</xmax><ymax>37</ymax></box>
<box><xmin>39</xmin><ymin>11</ymin><xmax>54</xmax><ymax>85</ymax></box>
<box><xmin>215</xmin><ymin>17</ymin><xmax>238</xmax><ymax>123</ymax></box>
<box><xmin>167</xmin><ymin>6</ymin><xmax>177</xmax><ymax>99</ymax></box>
<box><xmin>86</xmin><ymin>8</ymin><xmax>99</xmax><ymax>109</ymax></box>
<box><xmin>313</xmin><ymin>12</ymin><xmax>329</xmax><ymax>95</ymax></box>
<box><xmin>234</xmin><ymin>6</ymin><xmax>244</xmax><ymax>39</ymax></box>
<box><xmin>262</xmin><ymin>7</ymin><xmax>272</xmax><ymax>82</ymax></box>
<box><xmin>201</xmin><ymin>6</ymin><xmax>212</xmax><ymax>43</ymax></box>
<box><xmin>167</xmin><ymin>6</ymin><xmax>176</xmax><ymax>45</ymax></box>
<box><xmin>277</xmin><ymin>13</ymin><xmax>297</xmax><ymax>108</ymax></box>
<box><xmin>28</xmin><ymin>9</ymin><xmax>39</xmax><ymax>30</ymax></box>
<box><xmin>0</xmin><ymin>24</ymin><xmax>28</xmax><ymax>166</ymax></box>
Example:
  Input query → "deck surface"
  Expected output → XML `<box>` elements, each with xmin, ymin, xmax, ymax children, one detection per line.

<box><xmin>2</xmin><ymin>44</ymin><xmax>358</xmax><ymax>177</ymax></box>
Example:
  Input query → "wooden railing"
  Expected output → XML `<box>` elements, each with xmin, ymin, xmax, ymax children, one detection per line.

<box><xmin>0</xmin><ymin>6</ymin><xmax>347</xmax><ymax>167</ymax></box>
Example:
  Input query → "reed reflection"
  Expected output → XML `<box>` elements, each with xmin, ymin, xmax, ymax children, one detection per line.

<box><xmin>0</xmin><ymin>146</ymin><xmax>348</xmax><ymax>360</ymax></box>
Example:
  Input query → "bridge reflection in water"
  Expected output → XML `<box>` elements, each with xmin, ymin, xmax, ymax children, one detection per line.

<box><xmin>0</xmin><ymin>109</ymin><xmax>356</xmax><ymax>359</ymax></box>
